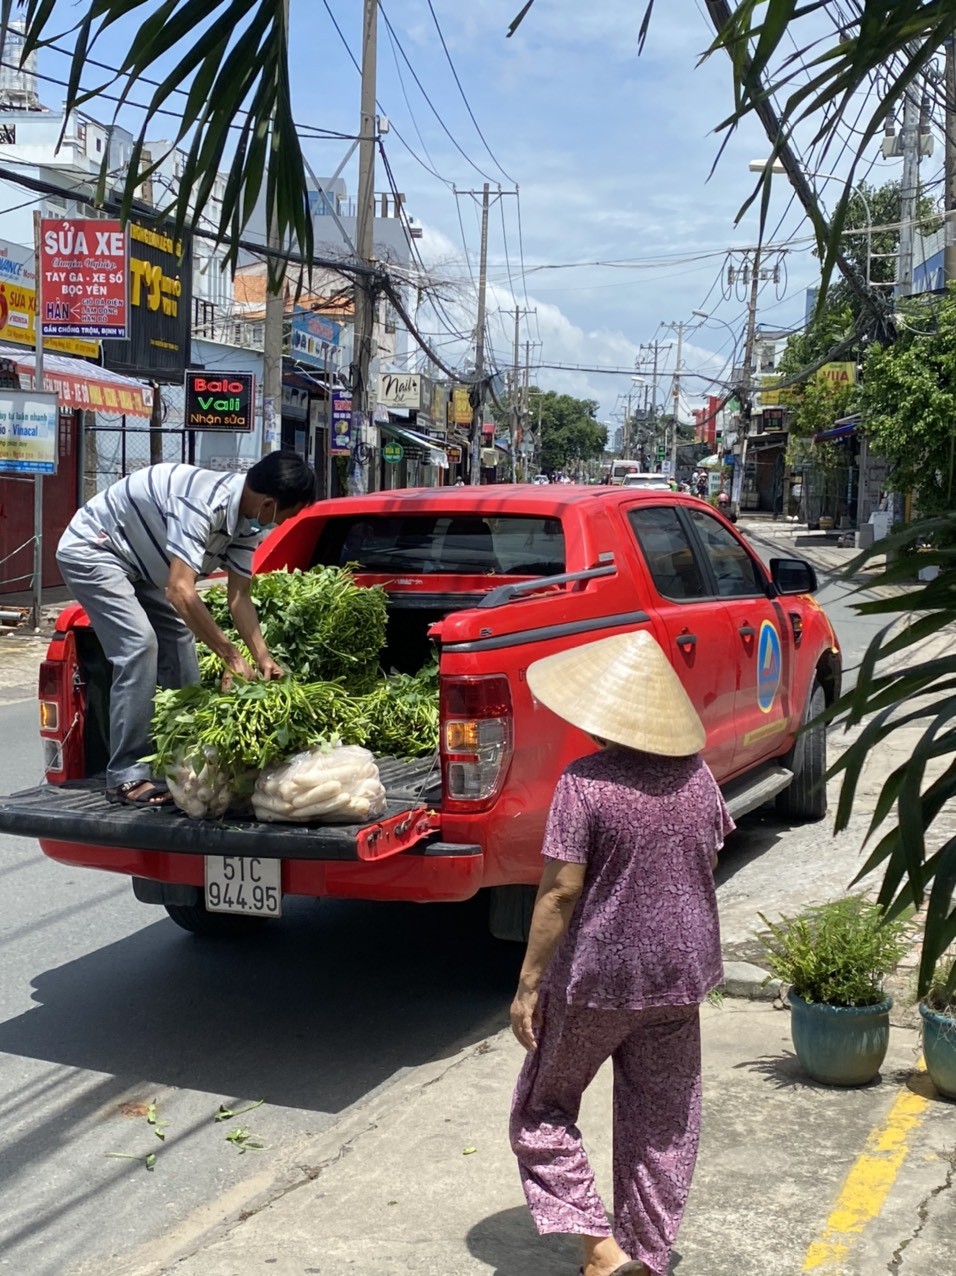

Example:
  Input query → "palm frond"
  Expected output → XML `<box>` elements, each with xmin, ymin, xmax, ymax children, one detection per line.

<box><xmin>2</xmin><ymin>1</ymin><xmax>310</xmax><ymax>281</ymax></box>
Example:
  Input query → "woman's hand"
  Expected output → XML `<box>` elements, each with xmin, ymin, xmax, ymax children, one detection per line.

<box><xmin>510</xmin><ymin>984</ymin><xmax>539</xmax><ymax>1052</ymax></box>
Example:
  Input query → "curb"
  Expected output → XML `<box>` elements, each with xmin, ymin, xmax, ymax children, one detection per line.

<box><xmin>718</xmin><ymin>960</ymin><xmax>782</xmax><ymax>1001</ymax></box>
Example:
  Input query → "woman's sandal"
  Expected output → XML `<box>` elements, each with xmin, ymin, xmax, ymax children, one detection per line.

<box><xmin>106</xmin><ymin>780</ymin><xmax>173</xmax><ymax>808</ymax></box>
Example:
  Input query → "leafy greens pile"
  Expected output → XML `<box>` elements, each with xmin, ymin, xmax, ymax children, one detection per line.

<box><xmin>203</xmin><ymin>567</ymin><xmax>388</xmax><ymax>692</ymax></box>
<box><xmin>152</xmin><ymin>568</ymin><xmax>440</xmax><ymax>782</ymax></box>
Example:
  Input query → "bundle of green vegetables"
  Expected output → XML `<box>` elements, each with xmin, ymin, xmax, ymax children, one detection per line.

<box><xmin>203</xmin><ymin>566</ymin><xmax>388</xmax><ymax>692</ymax></box>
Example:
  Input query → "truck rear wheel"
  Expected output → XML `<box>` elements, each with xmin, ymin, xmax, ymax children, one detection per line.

<box><xmin>776</xmin><ymin>681</ymin><xmax>827</xmax><ymax>822</ymax></box>
<box><xmin>163</xmin><ymin>901</ymin><xmax>271</xmax><ymax>938</ymax></box>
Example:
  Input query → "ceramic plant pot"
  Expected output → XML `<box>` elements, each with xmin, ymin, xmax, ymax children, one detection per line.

<box><xmin>919</xmin><ymin>1002</ymin><xmax>956</xmax><ymax>1100</ymax></box>
<box><xmin>788</xmin><ymin>991</ymin><xmax>892</xmax><ymax>1086</ymax></box>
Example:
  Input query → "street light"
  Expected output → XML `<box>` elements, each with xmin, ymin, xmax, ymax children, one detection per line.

<box><xmin>749</xmin><ymin>158</ymin><xmax>874</xmax><ymax>288</ymax></box>
<box><xmin>691</xmin><ymin>310</ymin><xmax>741</xmax><ymax>373</ymax></box>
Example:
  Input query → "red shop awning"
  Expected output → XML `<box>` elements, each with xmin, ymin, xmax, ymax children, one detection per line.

<box><xmin>0</xmin><ymin>343</ymin><xmax>152</xmax><ymax>418</ymax></box>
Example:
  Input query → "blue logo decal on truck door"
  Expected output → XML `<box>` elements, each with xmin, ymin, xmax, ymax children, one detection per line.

<box><xmin>756</xmin><ymin>620</ymin><xmax>782</xmax><ymax>713</ymax></box>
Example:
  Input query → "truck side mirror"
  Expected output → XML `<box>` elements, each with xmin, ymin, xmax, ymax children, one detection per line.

<box><xmin>770</xmin><ymin>557</ymin><xmax>817</xmax><ymax>595</ymax></box>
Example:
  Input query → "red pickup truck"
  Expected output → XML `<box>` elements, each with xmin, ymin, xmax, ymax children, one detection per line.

<box><xmin>0</xmin><ymin>486</ymin><xmax>840</xmax><ymax>940</ymax></box>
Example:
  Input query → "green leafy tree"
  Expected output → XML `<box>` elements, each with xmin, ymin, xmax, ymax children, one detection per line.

<box><xmin>858</xmin><ymin>291</ymin><xmax>956</xmax><ymax>517</ymax></box>
<box><xmin>525</xmin><ymin>389</ymin><xmax>607</xmax><ymax>472</ymax></box>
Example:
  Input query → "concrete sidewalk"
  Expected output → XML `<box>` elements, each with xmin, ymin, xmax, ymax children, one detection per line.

<box><xmin>74</xmin><ymin>1001</ymin><xmax>954</xmax><ymax>1276</ymax></box>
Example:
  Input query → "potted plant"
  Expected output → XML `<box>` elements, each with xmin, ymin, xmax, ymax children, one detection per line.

<box><xmin>919</xmin><ymin>959</ymin><xmax>956</xmax><ymax>1100</ymax></box>
<box><xmin>758</xmin><ymin>896</ymin><xmax>908</xmax><ymax>1087</ymax></box>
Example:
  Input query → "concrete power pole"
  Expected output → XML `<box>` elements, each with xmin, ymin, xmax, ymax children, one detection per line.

<box><xmin>504</xmin><ymin>306</ymin><xmax>533</xmax><ymax>481</ymax></box>
<box><xmin>468</xmin><ymin>183</ymin><xmax>490</xmax><ymax>486</ymax></box>
<box><xmin>261</xmin><ymin>0</ymin><xmax>290</xmax><ymax>456</ymax></box>
<box><xmin>898</xmin><ymin>86</ymin><xmax>920</xmax><ymax>298</ymax></box>
<box><xmin>350</xmin><ymin>0</ymin><xmax>379</xmax><ymax>494</ymax></box>
<box><xmin>670</xmin><ymin>323</ymin><xmax>685</xmax><ymax>479</ymax></box>
<box><xmin>945</xmin><ymin>38</ymin><xmax>956</xmax><ymax>285</ymax></box>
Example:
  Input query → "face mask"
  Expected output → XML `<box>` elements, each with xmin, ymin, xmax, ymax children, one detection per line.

<box><xmin>249</xmin><ymin>500</ymin><xmax>277</xmax><ymax>534</ymax></box>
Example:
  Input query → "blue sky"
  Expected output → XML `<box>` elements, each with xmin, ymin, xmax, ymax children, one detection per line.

<box><xmin>25</xmin><ymin>1</ymin><xmax>917</xmax><ymax>425</ymax></box>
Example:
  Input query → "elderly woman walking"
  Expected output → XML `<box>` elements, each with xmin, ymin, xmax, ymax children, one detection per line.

<box><xmin>510</xmin><ymin>630</ymin><xmax>733</xmax><ymax>1276</ymax></box>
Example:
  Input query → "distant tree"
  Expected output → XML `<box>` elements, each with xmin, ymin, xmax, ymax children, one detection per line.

<box><xmin>523</xmin><ymin>389</ymin><xmax>607</xmax><ymax>471</ymax></box>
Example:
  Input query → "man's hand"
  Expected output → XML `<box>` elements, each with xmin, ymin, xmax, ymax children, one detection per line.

<box><xmin>258</xmin><ymin>654</ymin><xmax>285</xmax><ymax>681</ymax></box>
<box><xmin>220</xmin><ymin>648</ymin><xmax>257</xmax><ymax>691</ymax></box>
<box><xmin>510</xmin><ymin>984</ymin><xmax>539</xmax><ymax>1052</ymax></box>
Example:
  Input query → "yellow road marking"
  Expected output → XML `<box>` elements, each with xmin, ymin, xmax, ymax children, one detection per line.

<box><xmin>801</xmin><ymin>1077</ymin><xmax>930</xmax><ymax>1271</ymax></box>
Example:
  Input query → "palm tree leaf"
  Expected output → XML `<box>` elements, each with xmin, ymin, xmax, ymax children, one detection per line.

<box><xmin>12</xmin><ymin>0</ymin><xmax>311</xmax><ymax>278</ymax></box>
<box><xmin>918</xmin><ymin>835</ymin><xmax>956</xmax><ymax>997</ymax></box>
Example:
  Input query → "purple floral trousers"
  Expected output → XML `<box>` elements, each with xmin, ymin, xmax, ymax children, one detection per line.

<box><xmin>510</xmin><ymin>990</ymin><xmax>702</xmax><ymax>1276</ymax></box>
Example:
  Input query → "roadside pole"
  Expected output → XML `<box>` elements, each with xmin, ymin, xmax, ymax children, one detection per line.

<box><xmin>32</xmin><ymin>210</ymin><xmax>44</xmax><ymax>630</ymax></box>
<box><xmin>468</xmin><ymin>183</ymin><xmax>490</xmax><ymax>485</ymax></box>
<box><xmin>947</xmin><ymin>37</ymin><xmax>956</xmax><ymax>286</ymax></box>
<box><xmin>351</xmin><ymin>0</ymin><xmax>378</xmax><ymax>495</ymax></box>
<box><xmin>261</xmin><ymin>0</ymin><xmax>291</xmax><ymax>456</ymax></box>
<box><xmin>670</xmin><ymin>322</ymin><xmax>684</xmax><ymax>479</ymax></box>
<box><xmin>897</xmin><ymin>86</ymin><xmax>919</xmax><ymax>298</ymax></box>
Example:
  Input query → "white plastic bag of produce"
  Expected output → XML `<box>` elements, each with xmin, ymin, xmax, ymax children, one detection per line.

<box><xmin>165</xmin><ymin>747</ymin><xmax>246</xmax><ymax>820</ymax></box>
<box><xmin>252</xmin><ymin>743</ymin><xmax>388</xmax><ymax>824</ymax></box>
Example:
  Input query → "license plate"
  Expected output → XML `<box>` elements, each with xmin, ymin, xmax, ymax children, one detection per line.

<box><xmin>204</xmin><ymin>856</ymin><xmax>282</xmax><ymax>917</ymax></box>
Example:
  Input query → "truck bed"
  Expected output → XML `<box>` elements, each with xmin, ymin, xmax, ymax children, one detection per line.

<box><xmin>0</xmin><ymin>758</ymin><xmax>442</xmax><ymax>862</ymax></box>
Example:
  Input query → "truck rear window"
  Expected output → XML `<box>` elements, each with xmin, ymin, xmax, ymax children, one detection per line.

<box><xmin>313</xmin><ymin>515</ymin><xmax>566</xmax><ymax>576</ymax></box>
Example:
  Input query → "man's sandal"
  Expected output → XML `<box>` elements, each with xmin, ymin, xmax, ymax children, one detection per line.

<box><xmin>106</xmin><ymin>780</ymin><xmax>173</xmax><ymax>808</ymax></box>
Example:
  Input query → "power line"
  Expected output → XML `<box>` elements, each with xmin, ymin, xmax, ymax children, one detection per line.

<box><xmin>424</xmin><ymin>0</ymin><xmax>516</xmax><ymax>184</ymax></box>
<box><xmin>376</xmin><ymin>2</ymin><xmax>499</xmax><ymax>184</ymax></box>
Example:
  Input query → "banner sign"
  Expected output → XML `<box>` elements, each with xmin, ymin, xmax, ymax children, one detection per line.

<box><xmin>0</xmin><ymin>390</ymin><xmax>59</xmax><ymax>474</ymax></box>
<box><xmin>290</xmin><ymin>312</ymin><xmax>341</xmax><ymax>368</ymax></box>
<box><xmin>0</xmin><ymin>279</ymin><xmax>99</xmax><ymax>358</ymax></box>
<box><xmin>378</xmin><ymin>372</ymin><xmax>422</xmax><ymax>410</ymax></box>
<box><xmin>184</xmin><ymin>371</ymin><xmax>255</xmax><ymax>432</ymax></box>
<box><xmin>451</xmin><ymin>385</ymin><xmax>472</xmax><ymax>425</ymax></box>
<box><xmin>820</xmin><ymin>361</ymin><xmax>857</xmax><ymax>386</ymax></box>
<box><xmin>39</xmin><ymin>218</ymin><xmax>128</xmax><ymax>339</ymax></box>
<box><xmin>102</xmin><ymin>217</ymin><xmax>192</xmax><ymax>379</ymax></box>
<box><xmin>330</xmin><ymin>395</ymin><xmax>352</xmax><ymax>455</ymax></box>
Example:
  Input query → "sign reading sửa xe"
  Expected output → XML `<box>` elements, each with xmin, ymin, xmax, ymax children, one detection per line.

<box><xmin>383</xmin><ymin>441</ymin><xmax>404</xmax><ymax>463</ymax></box>
<box><xmin>39</xmin><ymin>218</ymin><xmax>128</xmax><ymax>340</ymax></box>
<box><xmin>184</xmin><ymin>371</ymin><xmax>255</xmax><ymax>432</ymax></box>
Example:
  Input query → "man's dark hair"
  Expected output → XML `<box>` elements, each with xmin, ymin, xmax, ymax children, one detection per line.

<box><xmin>246</xmin><ymin>451</ymin><xmax>317</xmax><ymax>509</ymax></box>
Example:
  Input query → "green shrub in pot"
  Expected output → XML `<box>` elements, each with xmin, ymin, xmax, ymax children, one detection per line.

<box><xmin>919</xmin><ymin>957</ymin><xmax>956</xmax><ymax>1101</ymax></box>
<box><xmin>757</xmin><ymin>896</ymin><xmax>908</xmax><ymax>1086</ymax></box>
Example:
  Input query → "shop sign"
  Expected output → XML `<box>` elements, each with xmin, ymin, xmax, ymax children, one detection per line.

<box><xmin>820</xmin><ymin>361</ymin><xmax>857</xmax><ymax>386</ymax></box>
<box><xmin>0</xmin><ymin>277</ymin><xmax>99</xmax><ymax>358</ymax></box>
<box><xmin>446</xmin><ymin>445</ymin><xmax>462</xmax><ymax>464</ymax></box>
<box><xmin>290</xmin><ymin>312</ymin><xmax>341</xmax><ymax>368</ymax></box>
<box><xmin>330</xmin><ymin>395</ymin><xmax>352</xmax><ymax>455</ymax></box>
<box><xmin>383</xmin><ymin>441</ymin><xmax>404</xmax><ymax>463</ymax></box>
<box><xmin>184</xmin><ymin>371</ymin><xmax>255</xmax><ymax>432</ymax></box>
<box><xmin>101</xmin><ymin>217</ymin><xmax>192</xmax><ymax>378</ymax></box>
<box><xmin>378</xmin><ymin>372</ymin><xmax>422</xmax><ymax>410</ymax></box>
<box><xmin>451</xmin><ymin>385</ymin><xmax>472</xmax><ymax>425</ymax></box>
<box><xmin>0</xmin><ymin>390</ymin><xmax>59</xmax><ymax>474</ymax></box>
<box><xmin>39</xmin><ymin>218</ymin><xmax>128</xmax><ymax>339</ymax></box>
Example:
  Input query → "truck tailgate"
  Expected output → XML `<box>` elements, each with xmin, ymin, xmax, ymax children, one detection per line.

<box><xmin>0</xmin><ymin>758</ymin><xmax>442</xmax><ymax>863</ymax></box>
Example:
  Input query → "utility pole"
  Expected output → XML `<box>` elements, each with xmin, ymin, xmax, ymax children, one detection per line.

<box><xmin>944</xmin><ymin>38</ymin><xmax>956</xmax><ymax>284</ymax></box>
<box><xmin>670</xmin><ymin>323</ymin><xmax>685</xmax><ymax>479</ymax></box>
<box><xmin>503</xmin><ymin>305</ymin><xmax>534</xmax><ymax>481</ymax></box>
<box><xmin>351</xmin><ymin>0</ymin><xmax>379</xmax><ymax>493</ymax></box>
<box><xmin>261</xmin><ymin>0</ymin><xmax>290</xmax><ymax>455</ymax></box>
<box><xmin>898</xmin><ymin>85</ymin><xmax>920</xmax><ymax>298</ymax></box>
<box><xmin>522</xmin><ymin>338</ymin><xmax>532</xmax><ymax>479</ymax></box>
<box><xmin>468</xmin><ymin>183</ymin><xmax>490</xmax><ymax>485</ymax></box>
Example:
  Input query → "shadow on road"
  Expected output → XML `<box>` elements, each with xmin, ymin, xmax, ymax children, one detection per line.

<box><xmin>0</xmin><ymin>893</ymin><xmax>520</xmax><ymax>1115</ymax></box>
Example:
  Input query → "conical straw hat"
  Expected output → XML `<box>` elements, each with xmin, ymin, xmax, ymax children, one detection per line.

<box><xmin>527</xmin><ymin>629</ymin><xmax>706</xmax><ymax>756</ymax></box>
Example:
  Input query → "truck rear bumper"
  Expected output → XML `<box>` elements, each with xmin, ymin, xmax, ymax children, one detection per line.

<box><xmin>39</xmin><ymin>838</ymin><xmax>485</xmax><ymax>903</ymax></box>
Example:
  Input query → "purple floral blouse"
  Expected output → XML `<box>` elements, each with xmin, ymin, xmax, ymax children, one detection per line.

<box><xmin>541</xmin><ymin>747</ymin><xmax>733</xmax><ymax>1011</ymax></box>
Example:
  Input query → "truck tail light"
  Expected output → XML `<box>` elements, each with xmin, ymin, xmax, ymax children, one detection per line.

<box><xmin>39</xmin><ymin>658</ymin><xmax>71</xmax><ymax>780</ymax></box>
<box><xmin>440</xmin><ymin>675</ymin><xmax>513</xmax><ymax>810</ymax></box>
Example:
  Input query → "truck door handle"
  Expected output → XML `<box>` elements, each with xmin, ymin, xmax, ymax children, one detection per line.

<box><xmin>738</xmin><ymin>625</ymin><xmax>756</xmax><ymax>637</ymax></box>
<box><xmin>676</xmin><ymin>634</ymin><xmax>697</xmax><ymax>648</ymax></box>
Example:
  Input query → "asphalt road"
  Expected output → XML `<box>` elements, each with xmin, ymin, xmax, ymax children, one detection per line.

<box><xmin>0</xmin><ymin>588</ymin><xmax>897</xmax><ymax>1276</ymax></box>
